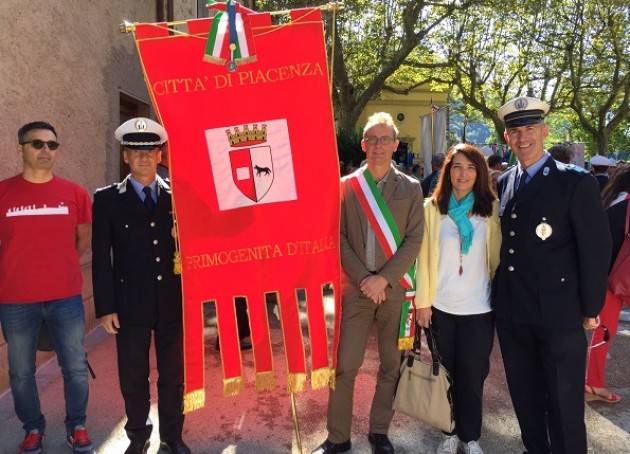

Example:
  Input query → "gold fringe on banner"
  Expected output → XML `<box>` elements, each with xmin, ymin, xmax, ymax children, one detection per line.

<box><xmin>255</xmin><ymin>371</ymin><xmax>276</xmax><ymax>392</ymax></box>
<box><xmin>287</xmin><ymin>372</ymin><xmax>307</xmax><ymax>393</ymax></box>
<box><xmin>311</xmin><ymin>367</ymin><xmax>331</xmax><ymax>390</ymax></box>
<box><xmin>398</xmin><ymin>337</ymin><xmax>414</xmax><ymax>351</ymax></box>
<box><xmin>328</xmin><ymin>369</ymin><xmax>336</xmax><ymax>390</ymax></box>
<box><xmin>183</xmin><ymin>389</ymin><xmax>205</xmax><ymax>413</ymax></box>
<box><xmin>223</xmin><ymin>377</ymin><xmax>244</xmax><ymax>396</ymax></box>
<box><xmin>173</xmin><ymin>251</ymin><xmax>182</xmax><ymax>275</ymax></box>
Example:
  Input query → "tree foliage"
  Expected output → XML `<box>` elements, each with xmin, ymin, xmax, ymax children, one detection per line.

<box><xmin>564</xmin><ymin>0</ymin><xmax>630</xmax><ymax>154</ymax></box>
<box><xmin>254</xmin><ymin>0</ymin><xmax>629</xmax><ymax>155</ymax></box>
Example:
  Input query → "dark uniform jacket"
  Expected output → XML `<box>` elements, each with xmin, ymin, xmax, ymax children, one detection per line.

<box><xmin>493</xmin><ymin>156</ymin><xmax>611</xmax><ymax>331</ymax></box>
<box><xmin>92</xmin><ymin>175</ymin><xmax>182</xmax><ymax>326</ymax></box>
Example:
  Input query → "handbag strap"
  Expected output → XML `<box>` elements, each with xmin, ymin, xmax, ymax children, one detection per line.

<box><xmin>420</xmin><ymin>325</ymin><xmax>442</xmax><ymax>376</ymax></box>
<box><xmin>409</xmin><ymin>325</ymin><xmax>444</xmax><ymax>376</ymax></box>
<box><xmin>625</xmin><ymin>195</ymin><xmax>630</xmax><ymax>235</ymax></box>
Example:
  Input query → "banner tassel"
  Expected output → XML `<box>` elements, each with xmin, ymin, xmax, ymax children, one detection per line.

<box><xmin>183</xmin><ymin>389</ymin><xmax>205</xmax><ymax>413</ymax></box>
<box><xmin>311</xmin><ymin>367</ymin><xmax>331</xmax><ymax>390</ymax></box>
<box><xmin>287</xmin><ymin>372</ymin><xmax>307</xmax><ymax>393</ymax></box>
<box><xmin>223</xmin><ymin>376</ymin><xmax>244</xmax><ymax>396</ymax></box>
<box><xmin>173</xmin><ymin>251</ymin><xmax>182</xmax><ymax>275</ymax></box>
<box><xmin>255</xmin><ymin>371</ymin><xmax>275</xmax><ymax>392</ymax></box>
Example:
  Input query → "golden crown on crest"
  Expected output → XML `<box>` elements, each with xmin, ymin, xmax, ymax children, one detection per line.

<box><xmin>226</xmin><ymin>124</ymin><xmax>267</xmax><ymax>148</ymax></box>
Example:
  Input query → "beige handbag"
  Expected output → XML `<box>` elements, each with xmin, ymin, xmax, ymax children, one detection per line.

<box><xmin>393</xmin><ymin>327</ymin><xmax>455</xmax><ymax>432</ymax></box>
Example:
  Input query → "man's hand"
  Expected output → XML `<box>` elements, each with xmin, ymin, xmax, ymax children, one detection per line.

<box><xmin>583</xmin><ymin>316</ymin><xmax>599</xmax><ymax>330</ymax></box>
<box><xmin>416</xmin><ymin>307</ymin><xmax>432</xmax><ymax>328</ymax></box>
<box><xmin>370</xmin><ymin>289</ymin><xmax>386</xmax><ymax>305</ymax></box>
<box><xmin>360</xmin><ymin>275</ymin><xmax>389</xmax><ymax>303</ymax></box>
<box><xmin>101</xmin><ymin>313</ymin><xmax>120</xmax><ymax>334</ymax></box>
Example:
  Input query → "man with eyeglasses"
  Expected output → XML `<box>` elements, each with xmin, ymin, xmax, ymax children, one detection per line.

<box><xmin>91</xmin><ymin>117</ymin><xmax>190</xmax><ymax>454</ymax></box>
<box><xmin>0</xmin><ymin>121</ymin><xmax>94</xmax><ymax>454</ymax></box>
<box><xmin>313</xmin><ymin>112</ymin><xmax>424</xmax><ymax>454</ymax></box>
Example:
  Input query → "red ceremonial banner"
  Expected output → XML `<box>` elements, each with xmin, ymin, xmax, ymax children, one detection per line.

<box><xmin>132</xmin><ymin>5</ymin><xmax>341</xmax><ymax>412</ymax></box>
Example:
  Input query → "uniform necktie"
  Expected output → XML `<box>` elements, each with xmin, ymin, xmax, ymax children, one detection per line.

<box><xmin>143</xmin><ymin>186</ymin><xmax>155</xmax><ymax>213</ymax></box>
<box><xmin>516</xmin><ymin>170</ymin><xmax>528</xmax><ymax>193</ymax></box>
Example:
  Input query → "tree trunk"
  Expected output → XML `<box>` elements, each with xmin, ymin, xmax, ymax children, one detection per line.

<box><xmin>595</xmin><ymin>130</ymin><xmax>609</xmax><ymax>156</ymax></box>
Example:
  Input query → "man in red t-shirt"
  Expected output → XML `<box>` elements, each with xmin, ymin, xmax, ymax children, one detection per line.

<box><xmin>0</xmin><ymin>121</ymin><xmax>94</xmax><ymax>454</ymax></box>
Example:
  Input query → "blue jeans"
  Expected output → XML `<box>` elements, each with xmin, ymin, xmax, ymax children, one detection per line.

<box><xmin>0</xmin><ymin>295</ymin><xmax>89</xmax><ymax>435</ymax></box>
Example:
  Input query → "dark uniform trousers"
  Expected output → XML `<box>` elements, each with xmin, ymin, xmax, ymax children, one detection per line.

<box><xmin>493</xmin><ymin>158</ymin><xmax>611</xmax><ymax>454</ymax></box>
<box><xmin>497</xmin><ymin>320</ymin><xmax>587</xmax><ymax>454</ymax></box>
<box><xmin>92</xmin><ymin>176</ymin><xmax>185</xmax><ymax>444</ymax></box>
<box><xmin>116</xmin><ymin>321</ymin><xmax>184</xmax><ymax>443</ymax></box>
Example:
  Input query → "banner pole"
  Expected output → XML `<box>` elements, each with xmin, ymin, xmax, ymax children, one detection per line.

<box><xmin>120</xmin><ymin>2</ymin><xmax>345</xmax><ymax>34</ymax></box>
<box><xmin>290</xmin><ymin>392</ymin><xmax>304</xmax><ymax>454</ymax></box>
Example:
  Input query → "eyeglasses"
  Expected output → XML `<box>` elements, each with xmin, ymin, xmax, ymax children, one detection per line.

<box><xmin>20</xmin><ymin>140</ymin><xmax>60</xmax><ymax>150</ymax></box>
<box><xmin>590</xmin><ymin>325</ymin><xmax>610</xmax><ymax>349</ymax></box>
<box><xmin>363</xmin><ymin>135</ymin><xmax>396</xmax><ymax>146</ymax></box>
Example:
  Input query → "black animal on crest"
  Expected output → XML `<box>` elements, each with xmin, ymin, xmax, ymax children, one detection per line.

<box><xmin>254</xmin><ymin>165</ymin><xmax>272</xmax><ymax>176</ymax></box>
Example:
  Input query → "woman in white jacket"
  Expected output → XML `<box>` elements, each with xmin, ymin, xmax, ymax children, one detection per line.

<box><xmin>415</xmin><ymin>144</ymin><xmax>501</xmax><ymax>454</ymax></box>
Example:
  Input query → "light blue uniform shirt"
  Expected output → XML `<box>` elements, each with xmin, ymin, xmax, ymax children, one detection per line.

<box><xmin>516</xmin><ymin>151</ymin><xmax>550</xmax><ymax>190</ymax></box>
<box><xmin>129</xmin><ymin>176</ymin><xmax>158</xmax><ymax>204</ymax></box>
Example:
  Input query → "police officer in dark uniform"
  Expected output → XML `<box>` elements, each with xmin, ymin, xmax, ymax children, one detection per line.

<box><xmin>92</xmin><ymin>118</ymin><xmax>191</xmax><ymax>454</ymax></box>
<box><xmin>493</xmin><ymin>97</ymin><xmax>611</xmax><ymax>454</ymax></box>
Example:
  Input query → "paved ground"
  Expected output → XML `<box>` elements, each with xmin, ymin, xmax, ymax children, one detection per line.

<box><xmin>1</xmin><ymin>312</ymin><xmax>629</xmax><ymax>454</ymax></box>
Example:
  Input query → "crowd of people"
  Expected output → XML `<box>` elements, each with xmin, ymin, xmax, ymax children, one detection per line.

<box><xmin>0</xmin><ymin>95</ymin><xmax>627</xmax><ymax>454</ymax></box>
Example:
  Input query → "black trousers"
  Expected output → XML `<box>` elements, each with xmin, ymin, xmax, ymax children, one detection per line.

<box><xmin>116</xmin><ymin>321</ymin><xmax>184</xmax><ymax>443</ymax></box>
<box><xmin>496</xmin><ymin>319</ymin><xmax>587</xmax><ymax>454</ymax></box>
<box><xmin>431</xmin><ymin>308</ymin><xmax>494</xmax><ymax>443</ymax></box>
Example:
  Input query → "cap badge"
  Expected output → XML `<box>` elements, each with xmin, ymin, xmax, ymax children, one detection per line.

<box><xmin>514</xmin><ymin>97</ymin><xmax>528</xmax><ymax>110</ymax></box>
<box><xmin>134</xmin><ymin>119</ymin><xmax>147</xmax><ymax>131</ymax></box>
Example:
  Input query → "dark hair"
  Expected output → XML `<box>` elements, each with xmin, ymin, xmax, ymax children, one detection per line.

<box><xmin>431</xmin><ymin>153</ymin><xmax>445</xmax><ymax>167</ymax></box>
<box><xmin>18</xmin><ymin>121</ymin><xmax>57</xmax><ymax>143</ymax></box>
<box><xmin>602</xmin><ymin>166</ymin><xmax>630</xmax><ymax>207</ymax></box>
<box><xmin>548</xmin><ymin>144</ymin><xmax>573</xmax><ymax>164</ymax></box>
<box><xmin>486</xmin><ymin>154</ymin><xmax>503</xmax><ymax>169</ymax></box>
<box><xmin>432</xmin><ymin>143</ymin><xmax>495</xmax><ymax>217</ymax></box>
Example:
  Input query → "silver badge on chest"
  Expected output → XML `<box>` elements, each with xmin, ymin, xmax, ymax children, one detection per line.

<box><xmin>536</xmin><ymin>217</ymin><xmax>552</xmax><ymax>240</ymax></box>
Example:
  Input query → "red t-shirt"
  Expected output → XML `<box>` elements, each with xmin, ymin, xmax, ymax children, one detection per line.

<box><xmin>0</xmin><ymin>175</ymin><xmax>92</xmax><ymax>303</ymax></box>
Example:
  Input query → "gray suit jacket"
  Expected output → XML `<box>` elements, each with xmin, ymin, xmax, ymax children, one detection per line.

<box><xmin>340</xmin><ymin>165</ymin><xmax>424</xmax><ymax>301</ymax></box>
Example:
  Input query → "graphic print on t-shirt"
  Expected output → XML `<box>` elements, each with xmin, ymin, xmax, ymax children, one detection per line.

<box><xmin>5</xmin><ymin>202</ymin><xmax>69</xmax><ymax>217</ymax></box>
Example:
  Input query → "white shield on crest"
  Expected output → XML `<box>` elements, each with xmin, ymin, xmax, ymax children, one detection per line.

<box><xmin>250</xmin><ymin>146</ymin><xmax>274</xmax><ymax>201</ymax></box>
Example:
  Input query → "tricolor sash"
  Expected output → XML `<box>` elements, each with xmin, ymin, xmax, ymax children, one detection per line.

<box><xmin>204</xmin><ymin>0</ymin><xmax>257</xmax><ymax>66</ymax></box>
<box><xmin>349</xmin><ymin>168</ymin><xmax>417</xmax><ymax>350</ymax></box>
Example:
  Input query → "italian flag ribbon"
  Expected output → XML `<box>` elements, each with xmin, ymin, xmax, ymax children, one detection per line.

<box><xmin>204</xmin><ymin>0</ymin><xmax>256</xmax><ymax>66</ymax></box>
<box><xmin>349</xmin><ymin>168</ymin><xmax>417</xmax><ymax>350</ymax></box>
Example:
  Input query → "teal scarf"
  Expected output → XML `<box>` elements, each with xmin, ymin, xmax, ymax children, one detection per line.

<box><xmin>448</xmin><ymin>192</ymin><xmax>475</xmax><ymax>254</ymax></box>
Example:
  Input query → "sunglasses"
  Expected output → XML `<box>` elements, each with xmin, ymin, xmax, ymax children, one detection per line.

<box><xmin>590</xmin><ymin>325</ymin><xmax>610</xmax><ymax>349</ymax></box>
<box><xmin>20</xmin><ymin>140</ymin><xmax>60</xmax><ymax>150</ymax></box>
<box><xmin>363</xmin><ymin>135</ymin><xmax>397</xmax><ymax>146</ymax></box>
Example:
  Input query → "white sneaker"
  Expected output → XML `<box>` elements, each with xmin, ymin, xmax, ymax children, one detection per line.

<box><xmin>436</xmin><ymin>435</ymin><xmax>459</xmax><ymax>454</ymax></box>
<box><xmin>462</xmin><ymin>440</ymin><xmax>484</xmax><ymax>454</ymax></box>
